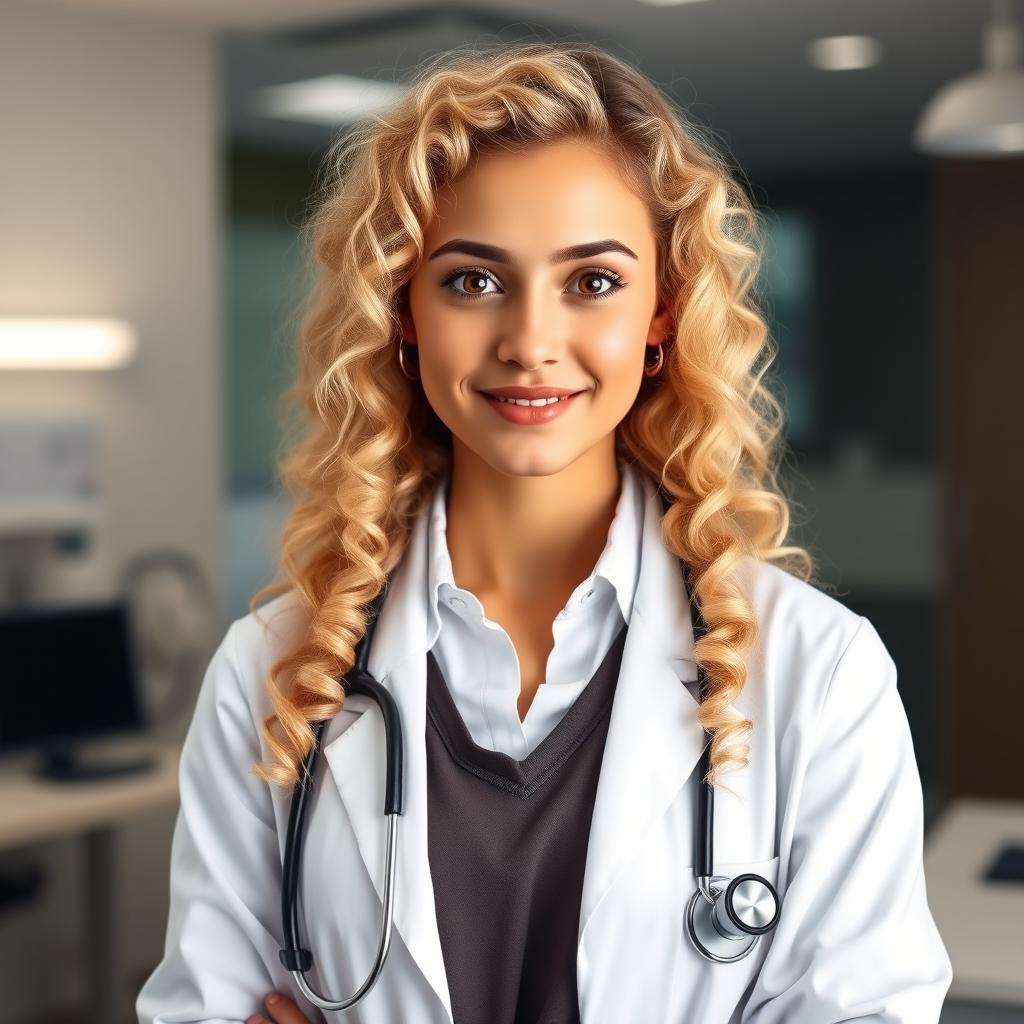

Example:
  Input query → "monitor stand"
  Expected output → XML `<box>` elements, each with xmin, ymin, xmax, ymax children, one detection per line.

<box><xmin>36</xmin><ymin>739</ymin><xmax>156</xmax><ymax>782</ymax></box>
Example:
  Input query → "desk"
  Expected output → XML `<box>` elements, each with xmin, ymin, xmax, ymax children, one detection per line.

<box><xmin>0</xmin><ymin>736</ymin><xmax>181</xmax><ymax>1024</ymax></box>
<box><xmin>924</xmin><ymin>797</ymin><xmax>1024</xmax><ymax>1008</ymax></box>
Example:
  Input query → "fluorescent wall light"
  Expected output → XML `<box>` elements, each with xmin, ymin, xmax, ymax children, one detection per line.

<box><xmin>807</xmin><ymin>35</ymin><xmax>883</xmax><ymax>72</ymax></box>
<box><xmin>254</xmin><ymin>74</ymin><xmax>408</xmax><ymax>126</ymax></box>
<box><xmin>0</xmin><ymin>317</ymin><xmax>137</xmax><ymax>370</ymax></box>
<box><xmin>914</xmin><ymin>0</ymin><xmax>1024</xmax><ymax>156</ymax></box>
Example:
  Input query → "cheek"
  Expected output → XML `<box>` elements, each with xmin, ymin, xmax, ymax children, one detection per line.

<box><xmin>585</xmin><ymin>323</ymin><xmax>647</xmax><ymax>383</ymax></box>
<box><xmin>421</xmin><ymin>327</ymin><xmax>480</xmax><ymax>391</ymax></box>
<box><xmin>410</xmin><ymin>297</ymin><xmax>473</xmax><ymax>363</ymax></box>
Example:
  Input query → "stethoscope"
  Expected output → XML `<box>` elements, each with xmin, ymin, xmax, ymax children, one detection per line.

<box><xmin>278</xmin><ymin>560</ymin><xmax>781</xmax><ymax>1013</ymax></box>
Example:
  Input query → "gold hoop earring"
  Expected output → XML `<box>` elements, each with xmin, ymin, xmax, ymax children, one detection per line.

<box><xmin>397</xmin><ymin>335</ymin><xmax>420</xmax><ymax>381</ymax></box>
<box><xmin>643</xmin><ymin>340</ymin><xmax>665</xmax><ymax>377</ymax></box>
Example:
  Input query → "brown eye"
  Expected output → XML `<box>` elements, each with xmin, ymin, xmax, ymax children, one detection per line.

<box><xmin>572</xmin><ymin>268</ymin><xmax>625</xmax><ymax>301</ymax></box>
<box><xmin>442</xmin><ymin>268</ymin><xmax>501</xmax><ymax>300</ymax></box>
<box><xmin>578</xmin><ymin>272</ymin><xmax>609</xmax><ymax>296</ymax></box>
<box><xmin>462</xmin><ymin>272</ymin><xmax>491</xmax><ymax>295</ymax></box>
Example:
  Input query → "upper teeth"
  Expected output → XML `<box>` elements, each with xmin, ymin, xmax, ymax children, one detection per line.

<box><xmin>493</xmin><ymin>395</ymin><xmax>571</xmax><ymax>406</ymax></box>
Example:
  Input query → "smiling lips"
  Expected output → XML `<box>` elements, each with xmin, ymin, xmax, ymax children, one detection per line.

<box><xmin>481</xmin><ymin>385</ymin><xmax>583</xmax><ymax>400</ymax></box>
<box><xmin>478</xmin><ymin>385</ymin><xmax>587</xmax><ymax>425</ymax></box>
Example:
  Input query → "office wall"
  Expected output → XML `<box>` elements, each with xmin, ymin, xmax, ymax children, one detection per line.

<box><xmin>0</xmin><ymin>3</ymin><xmax>221</xmax><ymax>1020</ymax></box>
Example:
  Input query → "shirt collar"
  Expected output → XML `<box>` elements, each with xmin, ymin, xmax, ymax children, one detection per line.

<box><xmin>425</xmin><ymin>458</ymin><xmax>645</xmax><ymax>648</ymax></box>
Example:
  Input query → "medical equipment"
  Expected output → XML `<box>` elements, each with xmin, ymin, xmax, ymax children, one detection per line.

<box><xmin>278</xmin><ymin>560</ymin><xmax>781</xmax><ymax>1011</ymax></box>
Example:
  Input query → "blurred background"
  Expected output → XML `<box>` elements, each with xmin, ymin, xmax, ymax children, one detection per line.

<box><xmin>0</xmin><ymin>0</ymin><xmax>1021</xmax><ymax>1020</ymax></box>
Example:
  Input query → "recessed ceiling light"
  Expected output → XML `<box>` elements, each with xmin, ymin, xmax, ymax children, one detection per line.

<box><xmin>807</xmin><ymin>35</ymin><xmax>884</xmax><ymax>71</ymax></box>
<box><xmin>254</xmin><ymin>74</ymin><xmax>407</xmax><ymax>126</ymax></box>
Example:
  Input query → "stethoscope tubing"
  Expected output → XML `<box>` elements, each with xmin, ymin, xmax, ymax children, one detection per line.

<box><xmin>279</xmin><ymin>554</ymin><xmax>779</xmax><ymax>1008</ymax></box>
<box><xmin>279</xmin><ymin>583</ymin><xmax>400</xmax><ymax>1010</ymax></box>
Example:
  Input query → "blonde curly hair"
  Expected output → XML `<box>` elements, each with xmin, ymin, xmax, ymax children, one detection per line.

<box><xmin>248</xmin><ymin>41</ymin><xmax>815</xmax><ymax>794</ymax></box>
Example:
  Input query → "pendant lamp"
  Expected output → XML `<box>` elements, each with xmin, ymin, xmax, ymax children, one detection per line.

<box><xmin>913</xmin><ymin>0</ymin><xmax>1024</xmax><ymax>157</ymax></box>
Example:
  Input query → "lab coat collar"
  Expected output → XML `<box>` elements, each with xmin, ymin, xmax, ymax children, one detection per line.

<box><xmin>322</xmin><ymin>463</ymin><xmax>704</xmax><ymax>1023</ymax></box>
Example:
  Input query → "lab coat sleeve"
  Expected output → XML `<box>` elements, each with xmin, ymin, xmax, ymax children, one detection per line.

<box><xmin>136</xmin><ymin>621</ymin><xmax>323</xmax><ymax>1024</ymax></box>
<box><xmin>740</xmin><ymin>616</ymin><xmax>953</xmax><ymax>1023</ymax></box>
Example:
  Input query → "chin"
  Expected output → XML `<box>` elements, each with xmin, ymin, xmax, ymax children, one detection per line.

<box><xmin>483</xmin><ymin>445</ymin><xmax>581</xmax><ymax>479</ymax></box>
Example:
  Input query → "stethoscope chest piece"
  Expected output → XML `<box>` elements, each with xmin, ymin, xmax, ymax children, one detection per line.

<box><xmin>685</xmin><ymin>872</ymin><xmax>780</xmax><ymax>963</ymax></box>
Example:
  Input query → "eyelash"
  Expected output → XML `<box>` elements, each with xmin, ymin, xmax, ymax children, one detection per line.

<box><xmin>440</xmin><ymin>266</ymin><xmax>626</xmax><ymax>302</ymax></box>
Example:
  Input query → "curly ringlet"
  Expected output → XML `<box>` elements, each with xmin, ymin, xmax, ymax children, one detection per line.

<box><xmin>248</xmin><ymin>41</ymin><xmax>816</xmax><ymax>796</ymax></box>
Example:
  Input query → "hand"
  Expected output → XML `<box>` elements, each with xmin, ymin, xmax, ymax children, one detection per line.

<box><xmin>246</xmin><ymin>991</ymin><xmax>314</xmax><ymax>1024</ymax></box>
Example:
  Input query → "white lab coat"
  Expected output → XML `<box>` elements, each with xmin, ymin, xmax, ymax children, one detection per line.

<box><xmin>137</xmin><ymin>475</ymin><xmax>953</xmax><ymax>1024</ymax></box>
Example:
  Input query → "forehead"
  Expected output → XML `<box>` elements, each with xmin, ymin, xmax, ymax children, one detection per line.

<box><xmin>425</xmin><ymin>139</ymin><xmax>654</xmax><ymax>254</ymax></box>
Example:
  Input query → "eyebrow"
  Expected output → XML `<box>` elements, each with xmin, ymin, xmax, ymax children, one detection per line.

<box><xmin>427</xmin><ymin>238</ymin><xmax>639</xmax><ymax>264</ymax></box>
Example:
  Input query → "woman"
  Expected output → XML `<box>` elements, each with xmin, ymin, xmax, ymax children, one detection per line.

<box><xmin>137</xmin><ymin>42</ymin><xmax>952</xmax><ymax>1024</ymax></box>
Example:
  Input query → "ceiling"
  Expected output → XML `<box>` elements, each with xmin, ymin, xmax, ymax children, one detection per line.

<box><xmin>32</xmin><ymin>0</ymin><xmax>1003</xmax><ymax>174</ymax></box>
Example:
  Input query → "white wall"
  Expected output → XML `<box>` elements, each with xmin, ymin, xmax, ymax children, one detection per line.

<box><xmin>0</xmin><ymin>3</ymin><xmax>221</xmax><ymax>1020</ymax></box>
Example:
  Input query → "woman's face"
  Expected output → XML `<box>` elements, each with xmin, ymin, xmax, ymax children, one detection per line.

<box><xmin>401</xmin><ymin>137</ymin><xmax>671</xmax><ymax>478</ymax></box>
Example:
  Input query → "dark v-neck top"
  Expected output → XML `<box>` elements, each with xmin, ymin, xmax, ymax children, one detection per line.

<box><xmin>424</xmin><ymin>618</ymin><xmax>629</xmax><ymax>1024</ymax></box>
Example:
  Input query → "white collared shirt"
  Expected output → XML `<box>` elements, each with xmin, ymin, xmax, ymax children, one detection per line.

<box><xmin>425</xmin><ymin>458</ymin><xmax>645</xmax><ymax>760</ymax></box>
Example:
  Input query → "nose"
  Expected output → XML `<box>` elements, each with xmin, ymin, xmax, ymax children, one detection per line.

<box><xmin>494</xmin><ymin>290</ymin><xmax>566</xmax><ymax>370</ymax></box>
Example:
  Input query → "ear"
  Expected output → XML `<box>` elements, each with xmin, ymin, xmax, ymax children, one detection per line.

<box><xmin>397</xmin><ymin>284</ymin><xmax>418</xmax><ymax>346</ymax></box>
<box><xmin>645</xmin><ymin>294</ymin><xmax>674</xmax><ymax>348</ymax></box>
<box><xmin>399</xmin><ymin>315</ymin><xmax>418</xmax><ymax>346</ymax></box>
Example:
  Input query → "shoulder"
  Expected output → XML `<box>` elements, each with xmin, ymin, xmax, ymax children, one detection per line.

<box><xmin>735</xmin><ymin>554</ymin><xmax>862</xmax><ymax>649</ymax></box>
<box><xmin>232</xmin><ymin>587</ymin><xmax>309</xmax><ymax>653</ymax></box>
<box><xmin>225</xmin><ymin>589</ymin><xmax>310</xmax><ymax>712</ymax></box>
<box><xmin>731</xmin><ymin>555</ymin><xmax>885</xmax><ymax>717</ymax></box>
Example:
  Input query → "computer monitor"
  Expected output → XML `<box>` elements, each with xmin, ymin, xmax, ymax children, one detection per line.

<box><xmin>0</xmin><ymin>600</ymin><xmax>154</xmax><ymax>781</ymax></box>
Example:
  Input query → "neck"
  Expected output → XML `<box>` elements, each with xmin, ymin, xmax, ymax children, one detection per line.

<box><xmin>444</xmin><ymin>437</ymin><xmax>622</xmax><ymax>611</ymax></box>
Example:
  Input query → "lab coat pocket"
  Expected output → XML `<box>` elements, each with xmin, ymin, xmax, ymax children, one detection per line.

<box><xmin>577</xmin><ymin>842</ymin><xmax>781</xmax><ymax>1024</ymax></box>
<box><xmin>672</xmin><ymin>855</ymin><xmax>781</xmax><ymax>1024</ymax></box>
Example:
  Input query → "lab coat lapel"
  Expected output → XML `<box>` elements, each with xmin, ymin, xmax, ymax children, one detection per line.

<box><xmin>321</xmin><ymin>495</ymin><xmax>454</xmax><ymax>1022</ymax></box>
<box><xmin>577</xmin><ymin>475</ymin><xmax>706</xmax><ymax>947</ymax></box>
